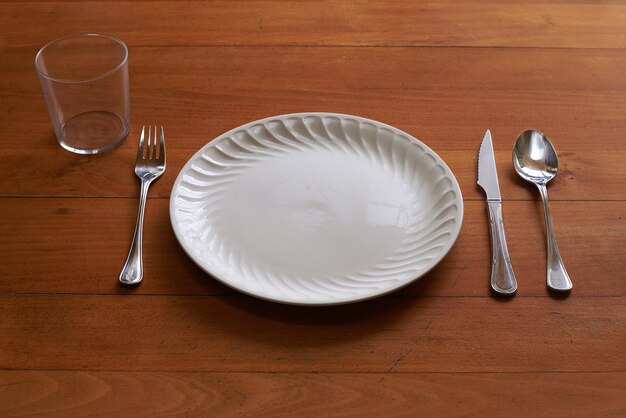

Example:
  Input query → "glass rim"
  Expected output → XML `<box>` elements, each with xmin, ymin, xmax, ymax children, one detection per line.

<box><xmin>34</xmin><ymin>33</ymin><xmax>128</xmax><ymax>84</ymax></box>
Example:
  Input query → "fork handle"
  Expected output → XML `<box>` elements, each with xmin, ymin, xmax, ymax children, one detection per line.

<box><xmin>119</xmin><ymin>179</ymin><xmax>151</xmax><ymax>286</ymax></box>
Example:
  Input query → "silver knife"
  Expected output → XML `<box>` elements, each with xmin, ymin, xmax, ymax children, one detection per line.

<box><xmin>477</xmin><ymin>130</ymin><xmax>518</xmax><ymax>295</ymax></box>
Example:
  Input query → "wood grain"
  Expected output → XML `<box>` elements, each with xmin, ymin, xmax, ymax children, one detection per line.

<box><xmin>1</xmin><ymin>1</ymin><xmax>626</xmax><ymax>48</ymax></box>
<box><xmin>0</xmin><ymin>148</ymin><xmax>624</xmax><ymax>201</ymax></box>
<box><xmin>1</xmin><ymin>370</ymin><xmax>625</xmax><ymax>417</ymax></box>
<box><xmin>2</xmin><ymin>46</ymin><xmax>626</xmax><ymax>152</ymax></box>
<box><xmin>1</xmin><ymin>294</ymin><xmax>624</xmax><ymax>373</ymax></box>
<box><xmin>0</xmin><ymin>198</ymin><xmax>623</xmax><ymax>297</ymax></box>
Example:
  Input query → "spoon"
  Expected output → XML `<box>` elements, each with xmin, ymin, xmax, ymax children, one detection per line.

<box><xmin>513</xmin><ymin>130</ymin><xmax>573</xmax><ymax>292</ymax></box>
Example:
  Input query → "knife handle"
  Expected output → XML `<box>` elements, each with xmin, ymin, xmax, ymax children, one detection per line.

<box><xmin>486</xmin><ymin>201</ymin><xmax>518</xmax><ymax>295</ymax></box>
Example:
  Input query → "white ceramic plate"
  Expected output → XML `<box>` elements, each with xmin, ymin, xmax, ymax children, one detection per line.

<box><xmin>170</xmin><ymin>113</ymin><xmax>463</xmax><ymax>305</ymax></box>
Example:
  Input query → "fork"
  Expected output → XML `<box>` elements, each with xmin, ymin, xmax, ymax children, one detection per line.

<box><xmin>119</xmin><ymin>126</ymin><xmax>166</xmax><ymax>286</ymax></box>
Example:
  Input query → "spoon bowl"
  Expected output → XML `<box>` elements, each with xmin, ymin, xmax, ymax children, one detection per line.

<box><xmin>513</xmin><ymin>130</ymin><xmax>559</xmax><ymax>185</ymax></box>
<box><xmin>513</xmin><ymin>130</ymin><xmax>572</xmax><ymax>292</ymax></box>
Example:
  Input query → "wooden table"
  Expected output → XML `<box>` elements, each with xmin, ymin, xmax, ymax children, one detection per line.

<box><xmin>1</xmin><ymin>1</ymin><xmax>625</xmax><ymax>416</ymax></box>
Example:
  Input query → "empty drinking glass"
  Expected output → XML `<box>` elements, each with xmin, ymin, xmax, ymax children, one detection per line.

<box><xmin>35</xmin><ymin>33</ymin><xmax>130</xmax><ymax>154</ymax></box>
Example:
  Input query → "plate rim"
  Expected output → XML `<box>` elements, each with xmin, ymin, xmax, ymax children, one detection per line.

<box><xmin>169</xmin><ymin>112</ymin><xmax>464</xmax><ymax>305</ymax></box>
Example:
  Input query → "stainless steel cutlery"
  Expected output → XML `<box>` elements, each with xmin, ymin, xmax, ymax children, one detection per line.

<box><xmin>477</xmin><ymin>130</ymin><xmax>518</xmax><ymax>295</ymax></box>
<box><xmin>513</xmin><ymin>130</ymin><xmax>572</xmax><ymax>292</ymax></box>
<box><xmin>119</xmin><ymin>126</ymin><xmax>166</xmax><ymax>286</ymax></box>
<box><xmin>477</xmin><ymin>129</ymin><xmax>572</xmax><ymax>295</ymax></box>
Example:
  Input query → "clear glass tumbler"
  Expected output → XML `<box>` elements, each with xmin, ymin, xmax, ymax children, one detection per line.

<box><xmin>35</xmin><ymin>33</ymin><xmax>130</xmax><ymax>154</ymax></box>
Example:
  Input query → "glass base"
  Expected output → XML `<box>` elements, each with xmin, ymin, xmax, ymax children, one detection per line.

<box><xmin>59</xmin><ymin>111</ymin><xmax>129</xmax><ymax>154</ymax></box>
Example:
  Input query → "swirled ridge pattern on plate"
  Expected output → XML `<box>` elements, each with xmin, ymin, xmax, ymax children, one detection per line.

<box><xmin>170</xmin><ymin>113</ymin><xmax>463</xmax><ymax>305</ymax></box>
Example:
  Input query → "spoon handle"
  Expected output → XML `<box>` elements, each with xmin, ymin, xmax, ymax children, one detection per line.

<box><xmin>486</xmin><ymin>201</ymin><xmax>518</xmax><ymax>295</ymax></box>
<box><xmin>536</xmin><ymin>184</ymin><xmax>573</xmax><ymax>292</ymax></box>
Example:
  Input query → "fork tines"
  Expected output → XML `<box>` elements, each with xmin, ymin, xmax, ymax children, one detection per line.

<box><xmin>138</xmin><ymin>125</ymin><xmax>165</xmax><ymax>161</ymax></box>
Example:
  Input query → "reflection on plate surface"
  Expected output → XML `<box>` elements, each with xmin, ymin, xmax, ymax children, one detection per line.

<box><xmin>170</xmin><ymin>113</ymin><xmax>463</xmax><ymax>305</ymax></box>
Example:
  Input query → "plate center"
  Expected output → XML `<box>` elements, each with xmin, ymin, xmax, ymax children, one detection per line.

<box><xmin>219</xmin><ymin>149</ymin><xmax>417</xmax><ymax>276</ymax></box>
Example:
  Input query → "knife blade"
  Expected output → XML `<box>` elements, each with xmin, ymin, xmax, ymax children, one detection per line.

<box><xmin>477</xmin><ymin>130</ymin><xmax>518</xmax><ymax>295</ymax></box>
